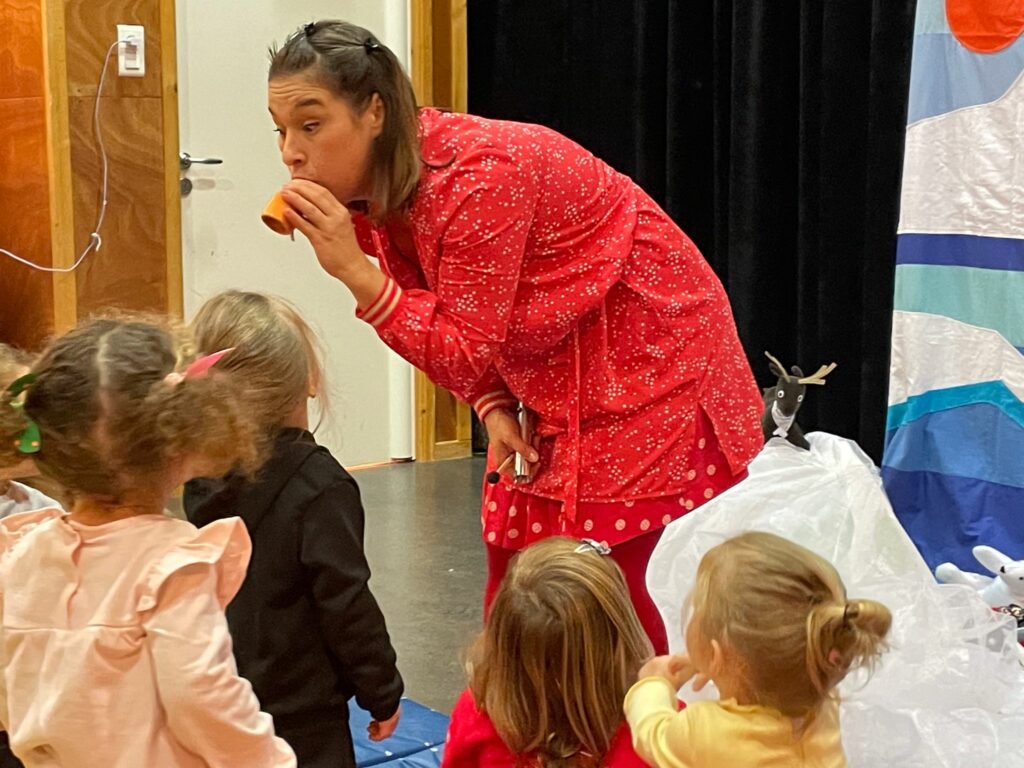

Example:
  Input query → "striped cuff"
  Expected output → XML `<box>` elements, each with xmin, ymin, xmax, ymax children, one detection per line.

<box><xmin>357</xmin><ymin>277</ymin><xmax>402</xmax><ymax>328</ymax></box>
<box><xmin>474</xmin><ymin>391</ymin><xmax>518</xmax><ymax>421</ymax></box>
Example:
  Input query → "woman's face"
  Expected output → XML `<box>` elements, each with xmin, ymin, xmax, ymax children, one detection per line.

<box><xmin>268</xmin><ymin>74</ymin><xmax>384</xmax><ymax>204</ymax></box>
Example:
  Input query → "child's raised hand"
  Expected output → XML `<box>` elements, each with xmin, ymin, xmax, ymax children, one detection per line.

<box><xmin>639</xmin><ymin>654</ymin><xmax>692</xmax><ymax>688</ymax></box>
<box><xmin>638</xmin><ymin>654</ymin><xmax>709</xmax><ymax>691</ymax></box>
<box><xmin>368</xmin><ymin>705</ymin><xmax>401</xmax><ymax>742</ymax></box>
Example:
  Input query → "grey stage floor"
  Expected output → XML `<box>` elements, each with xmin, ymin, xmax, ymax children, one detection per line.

<box><xmin>353</xmin><ymin>456</ymin><xmax>487</xmax><ymax>714</ymax></box>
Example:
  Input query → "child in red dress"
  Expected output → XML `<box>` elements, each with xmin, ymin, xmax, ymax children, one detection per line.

<box><xmin>443</xmin><ymin>537</ymin><xmax>656</xmax><ymax>768</ymax></box>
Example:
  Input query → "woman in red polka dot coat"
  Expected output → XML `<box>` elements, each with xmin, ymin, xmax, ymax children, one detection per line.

<box><xmin>268</xmin><ymin>20</ymin><xmax>763</xmax><ymax>652</ymax></box>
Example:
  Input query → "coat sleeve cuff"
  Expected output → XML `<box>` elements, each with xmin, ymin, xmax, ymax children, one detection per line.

<box><xmin>474</xmin><ymin>390</ymin><xmax>518</xmax><ymax>421</ymax></box>
<box><xmin>356</xmin><ymin>276</ymin><xmax>402</xmax><ymax>329</ymax></box>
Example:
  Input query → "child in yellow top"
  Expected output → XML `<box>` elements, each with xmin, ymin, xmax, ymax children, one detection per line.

<box><xmin>625</xmin><ymin>531</ymin><xmax>891</xmax><ymax>767</ymax></box>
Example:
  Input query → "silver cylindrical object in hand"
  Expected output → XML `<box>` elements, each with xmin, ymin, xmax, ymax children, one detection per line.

<box><xmin>514</xmin><ymin>405</ymin><xmax>535</xmax><ymax>484</ymax></box>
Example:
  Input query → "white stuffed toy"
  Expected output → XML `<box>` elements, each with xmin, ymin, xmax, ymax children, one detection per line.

<box><xmin>935</xmin><ymin>545</ymin><xmax>1024</xmax><ymax>608</ymax></box>
<box><xmin>936</xmin><ymin>547</ymin><xmax>1024</xmax><ymax>645</ymax></box>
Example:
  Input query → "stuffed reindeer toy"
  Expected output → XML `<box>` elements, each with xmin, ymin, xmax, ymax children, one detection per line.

<box><xmin>761</xmin><ymin>352</ymin><xmax>837</xmax><ymax>450</ymax></box>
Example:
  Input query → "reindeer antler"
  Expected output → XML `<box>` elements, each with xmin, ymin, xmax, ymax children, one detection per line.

<box><xmin>797</xmin><ymin>362</ymin><xmax>837</xmax><ymax>386</ymax></box>
<box><xmin>764</xmin><ymin>351</ymin><xmax>788</xmax><ymax>378</ymax></box>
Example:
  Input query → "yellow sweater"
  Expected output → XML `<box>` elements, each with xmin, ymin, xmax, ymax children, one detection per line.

<box><xmin>624</xmin><ymin>677</ymin><xmax>847</xmax><ymax>767</ymax></box>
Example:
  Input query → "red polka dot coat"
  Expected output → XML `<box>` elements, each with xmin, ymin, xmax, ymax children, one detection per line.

<box><xmin>353</xmin><ymin>109</ymin><xmax>762</xmax><ymax>549</ymax></box>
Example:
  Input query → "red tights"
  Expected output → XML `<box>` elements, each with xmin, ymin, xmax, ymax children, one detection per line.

<box><xmin>483</xmin><ymin>528</ymin><xmax>669</xmax><ymax>655</ymax></box>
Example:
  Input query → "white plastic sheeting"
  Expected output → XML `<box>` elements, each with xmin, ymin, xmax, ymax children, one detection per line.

<box><xmin>647</xmin><ymin>433</ymin><xmax>1024</xmax><ymax>767</ymax></box>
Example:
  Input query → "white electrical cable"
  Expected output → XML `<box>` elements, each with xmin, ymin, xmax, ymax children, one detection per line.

<box><xmin>1</xmin><ymin>38</ymin><xmax>131</xmax><ymax>273</ymax></box>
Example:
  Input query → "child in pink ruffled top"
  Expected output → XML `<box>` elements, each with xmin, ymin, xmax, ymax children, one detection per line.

<box><xmin>0</xmin><ymin>317</ymin><xmax>296</xmax><ymax>768</ymax></box>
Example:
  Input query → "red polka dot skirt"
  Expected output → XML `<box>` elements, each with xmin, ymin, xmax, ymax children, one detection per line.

<box><xmin>481</xmin><ymin>410</ymin><xmax>746</xmax><ymax>551</ymax></box>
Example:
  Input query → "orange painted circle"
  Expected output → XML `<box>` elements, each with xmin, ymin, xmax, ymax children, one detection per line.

<box><xmin>947</xmin><ymin>0</ymin><xmax>1024</xmax><ymax>53</ymax></box>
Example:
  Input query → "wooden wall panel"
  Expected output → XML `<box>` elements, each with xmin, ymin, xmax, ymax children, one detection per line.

<box><xmin>69</xmin><ymin>96</ymin><xmax>166</xmax><ymax>315</ymax></box>
<box><xmin>159</xmin><ymin>0</ymin><xmax>181</xmax><ymax>316</ymax></box>
<box><xmin>410</xmin><ymin>0</ymin><xmax>472</xmax><ymax>461</ymax></box>
<box><xmin>0</xmin><ymin>0</ymin><xmax>177</xmax><ymax>348</ymax></box>
<box><xmin>0</xmin><ymin>0</ymin><xmax>46</xmax><ymax>99</ymax></box>
<box><xmin>430</xmin><ymin>0</ymin><xmax>467</xmax><ymax>112</ymax></box>
<box><xmin>64</xmin><ymin>0</ymin><xmax>163</xmax><ymax>99</ymax></box>
<box><xmin>0</xmin><ymin>96</ymin><xmax>55</xmax><ymax>348</ymax></box>
<box><xmin>63</xmin><ymin>0</ymin><xmax>170</xmax><ymax>317</ymax></box>
<box><xmin>43</xmin><ymin>0</ymin><xmax>80</xmax><ymax>334</ymax></box>
<box><xmin>0</xmin><ymin>0</ymin><xmax>54</xmax><ymax>350</ymax></box>
<box><xmin>410</xmin><ymin>0</ymin><xmax>433</xmax><ymax>106</ymax></box>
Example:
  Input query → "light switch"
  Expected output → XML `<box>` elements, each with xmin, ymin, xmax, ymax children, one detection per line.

<box><xmin>117</xmin><ymin>24</ymin><xmax>145</xmax><ymax>77</ymax></box>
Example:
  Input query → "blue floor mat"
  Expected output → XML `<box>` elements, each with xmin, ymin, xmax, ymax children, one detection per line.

<box><xmin>349</xmin><ymin>698</ymin><xmax>448</xmax><ymax>767</ymax></box>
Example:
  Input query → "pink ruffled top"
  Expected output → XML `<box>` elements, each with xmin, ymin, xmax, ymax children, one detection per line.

<box><xmin>0</xmin><ymin>508</ymin><xmax>295</xmax><ymax>768</ymax></box>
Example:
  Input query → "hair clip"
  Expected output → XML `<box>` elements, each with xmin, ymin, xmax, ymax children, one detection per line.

<box><xmin>363</xmin><ymin>37</ymin><xmax>381</xmax><ymax>53</ymax></box>
<box><xmin>14</xmin><ymin>419</ymin><xmax>41</xmax><ymax>455</ymax></box>
<box><xmin>164</xmin><ymin>348</ymin><xmax>235</xmax><ymax>388</ymax></box>
<box><xmin>304</xmin><ymin>22</ymin><xmax>317</xmax><ymax>38</ymax></box>
<box><xmin>842</xmin><ymin>602</ymin><xmax>858</xmax><ymax>625</ymax></box>
<box><xmin>184</xmin><ymin>348</ymin><xmax>234</xmax><ymax>379</ymax></box>
<box><xmin>5</xmin><ymin>372</ymin><xmax>36</xmax><ymax>399</ymax></box>
<box><xmin>6</xmin><ymin>373</ymin><xmax>41</xmax><ymax>455</ymax></box>
<box><xmin>575</xmin><ymin>538</ymin><xmax>611</xmax><ymax>556</ymax></box>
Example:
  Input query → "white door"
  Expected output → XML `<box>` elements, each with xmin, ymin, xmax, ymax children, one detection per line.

<box><xmin>175</xmin><ymin>1</ymin><xmax>413</xmax><ymax>466</ymax></box>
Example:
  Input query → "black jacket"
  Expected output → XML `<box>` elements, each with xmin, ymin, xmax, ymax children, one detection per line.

<box><xmin>184</xmin><ymin>429</ymin><xmax>403</xmax><ymax>731</ymax></box>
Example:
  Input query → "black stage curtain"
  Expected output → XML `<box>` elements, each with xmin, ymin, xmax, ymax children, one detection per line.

<box><xmin>468</xmin><ymin>1</ymin><xmax>917</xmax><ymax>460</ymax></box>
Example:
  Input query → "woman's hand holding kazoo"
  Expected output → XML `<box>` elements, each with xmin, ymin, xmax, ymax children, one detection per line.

<box><xmin>281</xmin><ymin>180</ymin><xmax>386</xmax><ymax>307</ymax></box>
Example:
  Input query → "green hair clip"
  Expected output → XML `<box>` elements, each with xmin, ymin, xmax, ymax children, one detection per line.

<box><xmin>6</xmin><ymin>372</ymin><xmax>41</xmax><ymax>455</ymax></box>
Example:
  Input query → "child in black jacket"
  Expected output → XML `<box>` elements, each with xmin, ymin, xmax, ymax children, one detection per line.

<box><xmin>184</xmin><ymin>291</ymin><xmax>402</xmax><ymax>768</ymax></box>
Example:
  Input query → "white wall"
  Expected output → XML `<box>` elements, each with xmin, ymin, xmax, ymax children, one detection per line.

<box><xmin>176</xmin><ymin>1</ymin><xmax>412</xmax><ymax>466</ymax></box>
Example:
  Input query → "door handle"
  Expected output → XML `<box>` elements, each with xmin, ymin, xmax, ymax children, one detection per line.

<box><xmin>179</xmin><ymin>152</ymin><xmax>223</xmax><ymax>171</ymax></box>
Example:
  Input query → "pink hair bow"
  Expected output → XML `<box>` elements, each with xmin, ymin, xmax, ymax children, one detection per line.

<box><xmin>164</xmin><ymin>348</ymin><xmax>234</xmax><ymax>386</ymax></box>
